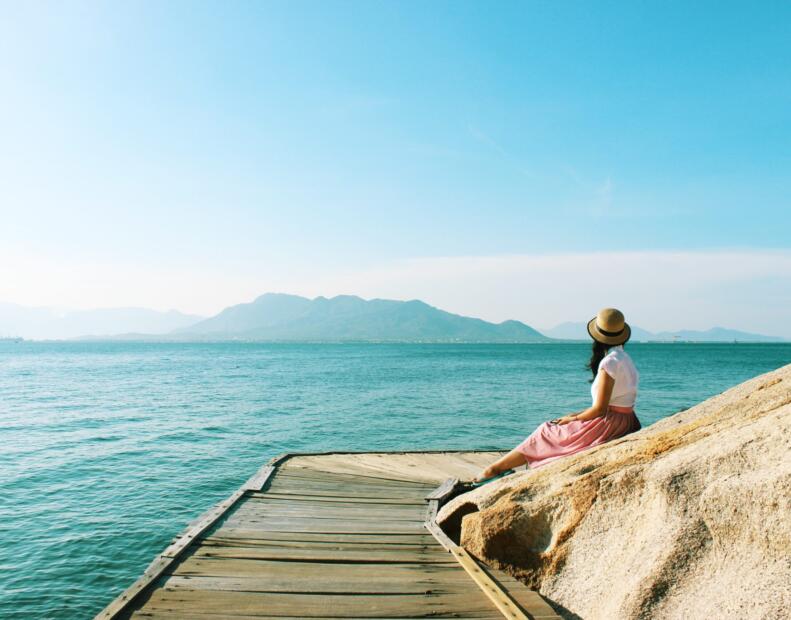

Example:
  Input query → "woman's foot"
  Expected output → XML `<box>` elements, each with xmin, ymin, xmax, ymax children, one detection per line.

<box><xmin>473</xmin><ymin>465</ymin><xmax>500</xmax><ymax>483</ymax></box>
<box><xmin>473</xmin><ymin>449</ymin><xmax>529</xmax><ymax>483</ymax></box>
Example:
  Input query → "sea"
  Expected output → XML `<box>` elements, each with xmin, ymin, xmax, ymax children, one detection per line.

<box><xmin>1</xmin><ymin>340</ymin><xmax>789</xmax><ymax>619</ymax></box>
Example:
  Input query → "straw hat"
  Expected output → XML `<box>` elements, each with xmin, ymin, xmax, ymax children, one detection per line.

<box><xmin>587</xmin><ymin>308</ymin><xmax>631</xmax><ymax>345</ymax></box>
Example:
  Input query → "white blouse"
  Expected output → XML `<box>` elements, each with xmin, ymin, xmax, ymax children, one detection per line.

<box><xmin>591</xmin><ymin>345</ymin><xmax>639</xmax><ymax>408</ymax></box>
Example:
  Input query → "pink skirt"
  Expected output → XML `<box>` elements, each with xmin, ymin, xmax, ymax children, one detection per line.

<box><xmin>516</xmin><ymin>406</ymin><xmax>641</xmax><ymax>469</ymax></box>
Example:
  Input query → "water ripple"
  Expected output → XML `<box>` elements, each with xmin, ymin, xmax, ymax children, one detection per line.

<box><xmin>0</xmin><ymin>341</ymin><xmax>789</xmax><ymax>618</ymax></box>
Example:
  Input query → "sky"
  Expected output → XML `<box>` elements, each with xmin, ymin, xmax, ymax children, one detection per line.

<box><xmin>1</xmin><ymin>1</ymin><xmax>790</xmax><ymax>336</ymax></box>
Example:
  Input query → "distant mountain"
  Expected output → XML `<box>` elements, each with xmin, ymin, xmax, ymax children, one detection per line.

<box><xmin>175</xmin><ymin>293</ymin><xmax>549</xmax><ymax>342</ymax></box>
<box><xmin>0</xmin><ymin>303</ymin><xmax>203</xmax><ymax>340</ymax></box>
<box><xmin>540</xmin><ymin>321</ymin><xmax>784</xmax><ymax>342</ymax></box>
<box><xmin>651</xmin><ymin>327</ymin><xmax>785</xmax><ymax>343</ymax></box>
<box><xmin>6</xmin><ymin>296</ymin><xmax>781</xmax><ymax>343</ymax></box>
<box><xmin>539</xmin><ymin>322</ymin><xmax>656</xmax><ymax>341</ymax></box>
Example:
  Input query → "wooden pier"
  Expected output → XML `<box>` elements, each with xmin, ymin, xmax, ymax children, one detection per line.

<box><xmin>97</xmin><ymin>452</ymin><xmax>560</xmax><ymax>619</ymax></box>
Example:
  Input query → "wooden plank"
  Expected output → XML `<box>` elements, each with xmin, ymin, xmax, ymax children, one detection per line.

<box><xmin>268</xmin><ymin>472</ymin><xmax>431</xmax><ymax>486</ymax></box>
<box><xmin>262</xmin><ymin>485</ymin><xmax>428</xmax><ymax>500</ymax></box>
<box><xmin>377</xmin><ymin>454</ymin><xmax>481</xmax><ymax>482</ymax></box>
<box><xmin>293</xmin><ymin>463</ymin><xmax>441</xmax><ymax>485</ymax></box>
<box><xmin>200</xmin><ymin>530</ymin><xmax>436</xmax><ymax>545</ymax></box>
<box><xmin>240</xmin><ymin>496</ymin><xmax>425</xmax><ymax>511</ymax></box>
<box><xmin>200</xmin><ymin>533</ymin><xmax>437</xmax><ymax>547</ymax></box>
<box><xmin>278</xmin><ymin>467</ymin><xmax>426</xmax><ymax>488</ymax></box>
<box><xmin>263</xmin><ymin>490</ymin><xmax>432</xmax><ymax>502</ymax></box>
<box><xmin>229</xmin><ymin>509</ymin><xmax>424</xmax><ymax>522</ymax></box>
<box><xmin>266</xmin><ymin>474</ymin><xmax>432</xmax><ymax>495</ymax></box>
<box><xmin>270</xmin><ymin>474</ymin><xmax>433</xmax><ymax>494</ymax></box>
<box><xmin>484</xmin><ymin>566</ymin><xmax>562</xmax><ymax>620</ymax></box>
<box><xmin>133</xmin><ymin>589</ymin><xmax>501</xmax><ymax>617</ymax></box>
<box><xmin>96</xmin><ymin>556</ymin><xmax>173</xmax><ymax>620</ymax></box>
<box><xmin>225</xmin><ymin>509</ymin><xmax>424</xmax><ymax>523</ymax></box>
<box><xmin>284</xmin><ymin>453</ymin><xmax>502</xmax><ymax>485</ymax></box>
<box><xmin>449</xmin><ymin>546</ymin><xmax>530</xmax><ymax>620</ymax></box>
<box><xmin>170</xmin><ymin>558</ymin><xmax>472</xmax><ymax>581</ymax></box>
<box><xmin>218</xmin><ymin>521</ymin><xmax>427</xmax><ymax>534</ymax></box>
<box><xmin>262</xmin><ymin>477</ymin><xmax>425</xmax><ymax>489</ymax></box>
<box><xmin>267</xmin><ymin>473</ymin><xmax>431</xmax><ymax>486</ymax></box>
<box><xmin>161</xmin><ymin>489</ymin><xmax>247</xmax><ymax>558</ymax></box>
<box><xmin>190</xmin><ymin>544</ymin><xmax>458</xmax><ymax>564</ymax></box>
<box><xmin>242</xmin><ymin>453</ymin><xmax>295</xmax><ymax>490</ymax></box>
<box><xmin>199</xmin><ymin>536</ymin><xmax>439</xmax><ymax>551</ymax></box>
<box><xmin>425</xmin><ymin>478</ymin><xmax>459</xmax><ymax>501</ymax></box>
<box><xmin>290</xmin><ymin>461</ymin><xmax>434</xmax><ymax>484</ymax></box>
<box><xmin>196</xmin><ymin>538</ymin><xmax>449</xmax><ymax>562</ymax></box>
<box><xmin>248</xmin><ymin>491</ymin><xmax>425</xmax><ymax>504</ymax></box>
<box><xmin>215</xmin><ymin>521</ymin><xmax>424</xmax><ymax>537</ymax></box>
<box><xmin>424</xmin><ymin>500</ymin><xmax>456</xmax><ymax>553</ymax></box>
<box><xmin>252</xmin><ymin>486</ymin><xmax>425</xmax><ymax>497</ymax></box>
<box><xmin>230</xmin><ymin>505</ymin><xmax>423</xmax><ymax>521</ymax></box>
<box><xmin>263</xmin><ymin>485</ymin><xmax>430</xmax><ymax>499</ymax></box>
<box><xmin>129</xmin><ymin>612</ymin><xmax>505</xmax><ymax>620</ymax></box>
<box><xmin>242</xmin><ymin>465</ymin><xmax>275</xmax><ymax>491</ymax></box>
<box><xmin>159</xmin><ymin>573</ymin><xmax>476</xmax><ymax>595</ymax></box>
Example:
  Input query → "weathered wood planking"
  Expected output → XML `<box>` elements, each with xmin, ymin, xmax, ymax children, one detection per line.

<box><xmin>128</xmin><ymin>589</ymin><xmax>501</xmax><ymax>616</ymax></box>
<box><xmin>423</xmin><ymin>478</ymin><xmax>561</xmax><ymax>620</ymax></box>
<box><xmin>280</xmin><ymin>451</ymin><xmax>506</xmax><ymax>484</ymax></box>
<box><xmin>96</xmin><ymin>451</ymin><xmax>557</xmax><ymax>619</ymax></box>
<box><xmin>169</xmin><ymin>558</ymin><xmax>479</xmax><ymax>582</ymax></box>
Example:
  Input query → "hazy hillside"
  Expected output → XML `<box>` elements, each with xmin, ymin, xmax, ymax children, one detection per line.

<box><xmin>540</xmin><ymin>321</ymin><xmax>784</xmax><ymax>342</ymax></box>
<box><xmin>0</xmin><ymin>303</ymin><xmax>203</xmax><ymax>340</ymax></box>
<box><xmin>541</xmin><ymin>321</ymin><xmax>655</xmax><ymax>341</ymax></box>
<box><xmin>651</xmin><ymin>327</ymin><xmax>785</xmax><ymax>342</ymax></box>
<box><xmin>176</xmin><ymin>293</ymin><xmax>549</xmax><ymax>342</ymax></box>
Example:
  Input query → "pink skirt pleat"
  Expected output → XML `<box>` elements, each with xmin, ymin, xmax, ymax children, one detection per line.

<box><xmin>516</xmin><ymin>409</ymin><xmax>641</xmax><ymax>469</ymax></box>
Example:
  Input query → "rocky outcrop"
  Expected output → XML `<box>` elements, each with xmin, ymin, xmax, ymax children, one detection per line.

<box><xmin>438</xmin><ymin>364</ymin><xmax>791</xmax><ymax>619</ymax></box>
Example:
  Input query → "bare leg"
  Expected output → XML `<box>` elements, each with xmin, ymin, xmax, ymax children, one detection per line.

<box><xmin>474</xmin><ymin>449</ymin><xmax>528</xmax><ymax>482</ymax></box>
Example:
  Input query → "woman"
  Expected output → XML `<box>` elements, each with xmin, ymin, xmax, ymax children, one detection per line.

<box><xmin>475</xmin><ymin>307</ymin><xmax>641</xmax><ymax>483</ymax></box>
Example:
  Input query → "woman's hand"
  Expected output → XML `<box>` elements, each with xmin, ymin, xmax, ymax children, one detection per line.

<box><xmin>552</xmin><ymin>415</ymin><xmax>577</xmax><ymax>425</ymax></box>
<box><xmin>555</xmin><ymin>373</ymin><xmax>615</xmax><ymax>425</ymax></box>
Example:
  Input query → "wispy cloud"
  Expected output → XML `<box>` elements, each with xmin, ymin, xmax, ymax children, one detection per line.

<box><xmin>466</xmin><ymin>123</ymin><xmax>535</xmax><ymax>177</ymax></box>
<box><xmin>590</xmin><ymin>176</ymin><xmax>614</xmax><ymax>217</ymax></box>
<box><xmin>467</xmin><ymin>123</ymin><xmax>510</xmax><ymax>158</ymax></box>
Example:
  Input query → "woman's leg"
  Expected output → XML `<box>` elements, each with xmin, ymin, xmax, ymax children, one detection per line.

<box><xmin>475</xmin><ymin>449</ymin><xmax>528</xmax><ymax>482</ymax></box>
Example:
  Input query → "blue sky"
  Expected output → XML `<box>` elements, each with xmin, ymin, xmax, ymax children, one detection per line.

<box><xmin>1</xmin><ymin>2</ymin><xmax>790</xmax><ymax>335</ymax></box>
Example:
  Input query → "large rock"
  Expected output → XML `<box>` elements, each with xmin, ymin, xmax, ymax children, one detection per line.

<box><xmin>438</xmin><ymin>364</ymin><xmax>791</xmax><ymax>619</ymax></box>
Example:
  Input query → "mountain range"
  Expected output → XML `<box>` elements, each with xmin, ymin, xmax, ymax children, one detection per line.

<box><xmin>0</xmin><ymin>303</ymin><xmax>202</xmax><ymax>340</ymax></box>
<box><xmin>174</xmin><ymin>293</ymin><xmax>548</xmax><ymax>342</ymax></box>
<box><xmin>539</xmin><ymin>321</ymin><xmax>784</xmax><ymax>343</ymax></box>
<box><xmin>1</xmin><ymin>295</ymin><xmax>785</xmax><ymax>342</ymax></box>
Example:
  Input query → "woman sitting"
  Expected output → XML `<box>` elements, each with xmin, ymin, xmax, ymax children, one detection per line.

<box><xmin>475</xmin><ymin>307</ymin><xmax>641</xmax><ymax>483</ymax></box>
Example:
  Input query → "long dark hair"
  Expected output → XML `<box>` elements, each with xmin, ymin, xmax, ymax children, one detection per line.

<box><xmin>587</xmin><ymin>341</ymin><xmax>612</xmax><ymax>382</ymax></box>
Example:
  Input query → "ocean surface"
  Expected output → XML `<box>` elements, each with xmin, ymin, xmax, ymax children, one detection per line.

<box><xmin>1</xmin><ymin>341</ymin><xmax>789</xmax><ymax>618</ymax></box>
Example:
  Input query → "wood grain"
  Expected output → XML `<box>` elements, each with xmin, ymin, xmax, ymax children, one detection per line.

<box><xmin>95</xmin><ymin>451</ymin><xmax>557</xmax><ymax>620</ymax></box>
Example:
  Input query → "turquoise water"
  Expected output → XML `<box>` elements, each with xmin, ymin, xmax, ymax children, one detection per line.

<box><xmin>1</xmin><ymin>341</ymin><xmax>789</xmax><ymax>618</ymax></box>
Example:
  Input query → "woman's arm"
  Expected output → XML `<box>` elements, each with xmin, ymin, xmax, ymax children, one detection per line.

<box><xmin>554</xmin><ymin>371</ymin><xmax>614</xmax><ymax>425</ymax></box>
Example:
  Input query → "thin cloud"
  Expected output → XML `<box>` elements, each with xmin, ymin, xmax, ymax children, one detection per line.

<box><xmin>467</xmin><ymin>124</ymin><xmax>510</xmax><ymax>158</ymax></box>
<box><xmin>591</xmin><ymin>177</ymin><xmax>614</xmax><ymax>217</ymax></box>
<box><xmin>466</xmin><ymin>123</ymin><xmax>536</xmax><ymax>178</ymax></box>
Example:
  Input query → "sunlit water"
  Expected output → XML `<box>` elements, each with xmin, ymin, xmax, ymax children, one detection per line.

<box><xmin>1</xmin><ymin>341</ymin><xmax>789</xmax><ymax>618</ymax></box>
